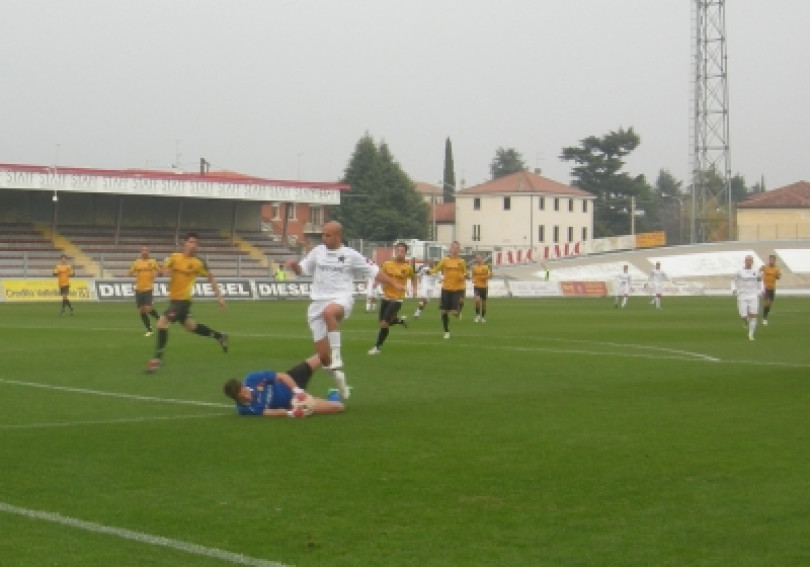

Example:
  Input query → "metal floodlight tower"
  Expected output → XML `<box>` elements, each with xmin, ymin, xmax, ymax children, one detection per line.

<box><xmin>691</xmin><ymin>0</ymin><xmax>732</xmax><ymax>243</ymax></box>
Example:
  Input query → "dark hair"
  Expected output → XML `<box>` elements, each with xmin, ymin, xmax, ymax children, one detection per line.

<box><xmin>222</xmin><ymin>378</ymin><xmax>242</xmax><ymax>401</ymax></box>
<box><xmin>185</xmin><ymin>232</ymin><xmax>199</xmax><ymax>241</ymax></box>
<box><xmin>395</xmin><ymin>242</ymin><xmax>409</xmax><ymax>252</ymax></box>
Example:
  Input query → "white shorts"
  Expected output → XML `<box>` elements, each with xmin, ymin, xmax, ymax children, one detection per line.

<box><xmin>737</xmin><ymin>295</ymin><xmax>759</xmax><ymax>318</ymax></box>
<box><xmin>418</xmin><ymin>285</ymin><xmax>435</xmax><ymax>300</ymax></box>
<box><xmin>366</xmin><ymin>286</ymin><xmax>380</xmax><ymax>300</ymax></box>
<box><xmin>307</xmin><ymin>298</ymin><xmax>354</xmax><ymax>342</ymax></box>
<box><xmin>651</xmin><ymin>284</ymin><xmax>663</xmax><ymax>295</ymax></box>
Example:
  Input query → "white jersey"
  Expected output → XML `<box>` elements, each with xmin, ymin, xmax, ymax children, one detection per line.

<box><xmin>616</xmin><ymin>272</ymin><xmax>631</xmax><ymax>294</ymax></box>
<box><xmin>731</xmin><ymin>268</ymin><xmax>762</xmax><ymax>298</ymax></box>
<box><xmin>417</xmin><ymin>264</ymin><xmax>440</xmax><ymax>293</ymax></box>
<box><xmin>648</xmin><ymin>268</ymin><xmax>669</xmax><ymax>289</ymax></box>
<box><xmin>298</xmin><ymin>244</ymin><xmax>378</xmax><ymax>301</ymax></box>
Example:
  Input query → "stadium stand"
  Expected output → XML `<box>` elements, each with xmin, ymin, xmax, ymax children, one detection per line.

<box><xmin>0</xmin><ymin>224</ymin><xmax>298</xmax><ymax>278</ymax></box>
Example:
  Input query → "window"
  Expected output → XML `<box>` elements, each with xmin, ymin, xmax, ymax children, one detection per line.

<box><xmin>270</xmin><ymin>203</ymin><xmax>281</xmax><ymax>220</ymax></box>
<box><xmin>581</xmin><ymin>227</ymin><xmax>588</xmax><ymax>241</ymax></box>
<box><xmin>568</xmin><ymin>199</ymin><xmax>574</xmax><ymax>212</ymax></box>
<box><xmin>553</xmin><ymin>225</ymin><xmax>559</xmax><ymax>243</ymax></box>
<box><xmin>309</xmin><ymin>206</ymin><xmax>323</xmax><ymax>226</ymax></box>
<box><xmin>473</xmin><ymin>198</ymin><xmax>481</xmax><ymax>211</ymax></box>
<box><xmin>582</xmin><ymin>200</ymin><xmax>588</xmax><ymax>213</ymax></box>
<box><xmin>554</xmin><ymin>198</ymin><xmax>560</xmax><ymax>211</ymax></box>
<box><xmin>503</xmin><ymin>197</ymin><xmax>511</xmax><ymax>211</ymax></box>
<box><xmin>472</xmin><ymin>224</ymin><xmax>481</xmax><ymax>242</ymax></box>
<box><xmin>538</xmin><ymin>197</ymin><xmax>545</xmax><ymax>211</ymax></box>
<box><xmin>286</xmin><ymin>203</ymin><xmax>296</xmax><ymax>220</ymax></box>
<box><xmin>567</xmin><ymin>226</ymin><xmax>574</xmax><ymax>242</ymax></box>
<box><xmin>538</xmin><ymin>225</ymin><xmax>545</xmax><ymax>243</ymax></box>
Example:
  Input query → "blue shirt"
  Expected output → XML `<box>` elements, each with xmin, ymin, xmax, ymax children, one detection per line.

<box><xmin>235</xmin><ymin>371</ymin><xmax>293</xmax><ymax>416</ymax></box>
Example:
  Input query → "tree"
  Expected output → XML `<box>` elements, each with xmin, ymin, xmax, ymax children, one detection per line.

<box><xmin>442</xmin><ymin>137</ymin><xmax>456</xmax><ymax>202</ymax></box>
<box><xmin>334</xmin><ymin>133</ymin><xmax>429</xmax><ymax>241</ymax></box>
<box><xmin>652</xmin><ymin>169</ymin><xmax>686</xmax><ymax>244</ymax></box>
<box><xmin>489</xmin><ymin>147</ymin><xmax>526</xmax><ymax>179</ymax></box>
<box><xmin>560</xmin><ymin>127</ymin><xmax>653</xmax><ymax>237</ymax></box>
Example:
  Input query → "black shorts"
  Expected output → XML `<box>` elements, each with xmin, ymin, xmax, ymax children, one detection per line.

<box><xmin>59</xmin><ymin>285</ymin><xmax>70</xmax><ymax>295</ymax></box>
<box><xmin>764</xmin><ymin>288</ymin><xmax>776</xmax><ymax>301</ymax></box>
<box><xmin>378</xmin><ymin>298</ymin><xmax>403</xmax><ymax>323</ymax></box>
<box><xmin>474</xmin><ymin>286</ymin><xmax>488</xmax><ymax>301</ymax></box>
<box><xmin>135</xmin><ymin>290</ymin><xmax>154</xmax><ymax>308</ymax></box>
<box><xmin>164</xmin><ymin>300</ymin><xmax>192</xmax><ymax>324</ymax></box>
<box><xmin>440</xmin><ymin>289</ymin><xmax>464</xmax><ymax>312</ymax></box>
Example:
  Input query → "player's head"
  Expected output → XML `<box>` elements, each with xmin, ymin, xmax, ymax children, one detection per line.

<box><xmin>140</xmin><ymin>245</ymin><xmax>150</xmax><ymax>259</ymax></box>
<box><xmin>394</xmin><ymin>242</ymin><xmax>408</xmax><ymax>261</ymax></box>
<box><xmin>744</xmin><ymin>255</ymin><xmax>754</xmax><ymax>268</ymax></box>
<box><xmin>768</xmin><ymin>254</ymin><xmax>776</xmax><ymax>266</ymax></box>
<box><xmin>623</xmin><ymin>264</ymin><xmax>628</xmax><ymax>272</ymax></box>
<box><xmin>183</xmin><ymin>232</ymin><xmax>199</xmax><ymax>255</ymax></box>
<box><xmin>321</xmin><ymin>222</ymin><xmax>343</xmax><ymax>250</ymax></box>
<box><xmin>475</xmin><ymin>254</ymin><xmax>484</xmax><ymax>264</ymax></box>
<box><xmin>449</xmin><ymin>241</ymin><xmax>460</xmax><ymax>256</ymax></box>
<box><xmin>427</xmin><ymin>259</ymin><xmax>436</xmax><ymax>268</ymax></box>
<box><xmin>655</xmin><ymin>261</ymin><xmax>661</xmax><ymax>269</ymax></box>
<box><xmin>223</xmin><ymin>378</ymin><xmax>249</xmax><ymax>403</ymax></box>
<box><xmin>60</xmin><ymin>254</ymin><xmax>67</xmax><ymax>262</ymax></box>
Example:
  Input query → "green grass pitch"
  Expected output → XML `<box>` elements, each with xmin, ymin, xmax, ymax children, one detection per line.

<box><xmin>1</xmin><ymin>296</ymin><xmax>809</xmax><ymax>566</ymax></box>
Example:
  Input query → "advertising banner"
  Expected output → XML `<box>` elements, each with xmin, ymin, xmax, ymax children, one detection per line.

<box><xmin>2</xmin><ymin>278</ymin><xmax>94</xmax><ymax>302</ymax></box>
<box><xmin>560</xmin><ymin>281</ymin><xmax>608</xmax><ymax>297</ymax></box>
<box><xmin>95</xmin><ymin>278</ymin><xmax>254</xmax><ymax>300</ymax></box>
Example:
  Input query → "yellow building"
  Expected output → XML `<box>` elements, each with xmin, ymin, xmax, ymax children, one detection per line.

<box><xmin>736</xmin><ymin>181</ymin><xmax>810</xmax><ymax>240</ymax></box>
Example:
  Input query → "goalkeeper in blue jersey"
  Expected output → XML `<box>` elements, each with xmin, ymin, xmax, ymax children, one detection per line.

<box><xmin>222</xmin><ymin>354</ymin><xmax>345</xmax><ymax>417</ymax></box>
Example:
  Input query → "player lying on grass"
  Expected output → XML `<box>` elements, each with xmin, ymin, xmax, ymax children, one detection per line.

<box><xmin>222</xmin><ymin>354</ymin><xmax>345</xmax><ymax>417</ymax></box>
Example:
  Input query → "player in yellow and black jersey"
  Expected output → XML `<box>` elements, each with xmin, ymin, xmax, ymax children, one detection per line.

<box><xmin>129</xmin><ymin>245</ymin><xmax>160</xmax><ymax>336</ymax></box>
<box><xmin>367</xmin><ymin>242</ymin><xmax>418</xmax><ymax>355</ymax></box>
<box><xmin>53</xmin><ymin>254</ymin><xmax>74</xmax><ymax>316</ymax></box>
<box><xmin>471</xmin><ymin>253</ymin><xmax>492</xmax><ymax>323</ymax></box>
<box><xmin>431</xmin><ymin>241</ymin><xmax>467</xmax><ymax>339</ymax></box>
<box><xmin>145</xmin><ymin>232</ymin><xmax>228</xmax><ymax>373</ymax></box>
<box><xmin>759</xmin><ymin>254</ymin><xmax>782</xmax><ymax>325</ymax></box>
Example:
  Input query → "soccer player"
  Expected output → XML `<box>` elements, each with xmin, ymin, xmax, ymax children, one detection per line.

<box><xmin>431</xmin><ymin>241</ymin><xmax>467</xmax><ymax>339</ymax></box>
<box><xmin>614</xmin><ymin>264</ymin><xmax>631</xmax><ymax>308</ymax></box>
<box><xmin>129</xmin><ymin>245</ymin><xmax>160</xmax><ymax>336</ymax></box>
<box><xmin>471</xmin><ymin>254</ymin><xmax>492</xmax><ymax>322</ymax></box>
<box><xmin>413</xmin><ymin>259</ymin><xmax>440</xmax><ymax>318</ymax></box>
<box><xmin>145</xmin><ymin>232</ymin><xmax>228</xmax><ymax>372</ymax></box>
<box><xmin>759</xmin><ymin>254</ymin><xmax>781</xmax><ymax>325</ymax></box>
<box><xmin>222</xmin><ymin>354</ymin><xmax>345</xmax><ymax>417</ymax></box>
<box><xmin>732</xmin><ymin>254</ymin><xmax>763</xmax><ymax>341</ymax></box>
<box><xmin>285</xmin><ymin>221</ymin><xmax>403</xmax><ymax>398</ymax></box>
<box><xmin>364</xmin><ymin>269</ymin><xmax>380</xmax><ymax>313</ymax></box>
<box><xmin>53</xmin><ymin>254</ymin><xmax>74</xmax><ymax>316</ymax></box>
<box><xmin>368</xmin><ymin>242</ymin><xmax>418</xmax><ymax>355</ymax></box>
<box><xmin>647</xmin><ymin>261</ymin><xmax>670</xmax><ymax>309</ymax></box>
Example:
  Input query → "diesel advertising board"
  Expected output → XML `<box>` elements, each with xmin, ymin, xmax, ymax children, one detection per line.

<box><xmin>95</xmin><ymin>279</ymin><xmax>254</xmax><ymax>300</ymax></box>
<box><xmin>254</xmin><ymin>280</ymin><xmax>368</xmax><ymax>299</ymax></box>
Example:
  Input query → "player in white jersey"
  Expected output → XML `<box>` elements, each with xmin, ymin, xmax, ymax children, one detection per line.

<box><xmin>413</xmin><ymin>259</ymin><xmax>440</xmax><ymax>318</ymax></box>
<box><xmin>286</xmin><ymin>222</ymin><xmax>404</xmax><ymax>398</ymax></box>
<box><xmin>365</xmin><ymin>268</ymin><xmax>380</xmax><ymax>312</ymax></box>
<box><xmin>614</xmin><ymin>264</ymin><xmax>631</xmax><ymax>308</ymax></box>
<box><xmin>731</xmin><ymin>255</ymin><xmax>763</xmax><ymax>341</ymax></box>
<box><xmin>647</xmin><ymin>261</ymin><xmax>670</xmax><ymax>309</ymax></box>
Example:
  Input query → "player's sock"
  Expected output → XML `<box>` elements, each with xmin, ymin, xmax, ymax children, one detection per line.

<box><xmin>328</xmin><ymin>331</ymin><xmax>342</xmax><ymax>367</ymax></box>
<box><xmin>194</xmin><ymin>323</ymin><xmax>214</xmax><ymax>338</ymax></box>
<box><xmin>376</xmin><ymin>327</ymin><xmax>389</xmax><ymax>347</ymax></box>
<box><xmin>140</xmin><ymin>313</ymin><xmax>152</xmax><ymax>330</ymax></box>
<box><xmin>149</xmin><ymin>308</ymin><xmax>159</xmax><ymax>319</ymax></box>
<box><xmin>748</xmin><ymin>318</ymin><xmax>757</xmax><ymax>338</ymax></box>
<box><xmin>621</xmin><ymin>297</ymin><xmax>628</xmax><ymax>308</ymax></box>
<box><xmin>441</xmin><ymin>313</ymin><xmax>449</xmax><ymax>332</ymax></box>
<box><xmin>155</xmin><ymin>329</ymin><xmax>168</xmax><ymax>358</ymax></box>
<box><xmin>655</xmin><ymin>297</ymin><xmax>661</xmax><ymax>308</ymax></box>
<box><xmin>763</xmin><ymin>306</ymin><xmax>770</xmax><ymax>319</ymax></box>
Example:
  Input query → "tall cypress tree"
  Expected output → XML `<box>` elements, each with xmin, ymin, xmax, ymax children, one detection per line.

<box><xmin>442</xmin><ymin>137</ymin><xmax>456</xmax><ymax>202</ymax></box>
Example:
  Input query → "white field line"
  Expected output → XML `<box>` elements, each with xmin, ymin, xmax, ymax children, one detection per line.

<box><xmin>0</xmin><ymin>379</ymin><xmax>232</xmax><ymax>408</ymax></box>
<box><xmin>0</xmin><ymin>412</ymin><xmax>226</xmax><ymax>430</ymax></box>
<box><xmin>0</xmin><ymin>501</ymin><xmax>289</xmax><ymax>567</ymax></box>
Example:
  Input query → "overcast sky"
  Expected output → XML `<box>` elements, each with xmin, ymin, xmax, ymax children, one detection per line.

<box><xmin>2</xmin><ymin>1</ymin><xmax>808</xmax><ymax>191</ymax></box>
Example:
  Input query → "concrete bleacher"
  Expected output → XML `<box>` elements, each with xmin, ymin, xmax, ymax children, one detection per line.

<box><xmin>0</xmin><ymin>224</ymin><xmax>298</xmax><ymax>278</ymax></box>
<box><xmin>497</xmin><ymin>239</ymin><xmax>810</xmax><ymax>294</ymax></box>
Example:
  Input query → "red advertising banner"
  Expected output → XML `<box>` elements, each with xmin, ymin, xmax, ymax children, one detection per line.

<box><xmin>559</xmin><ymin>281</ymin><xmax>608</xmax><ymax>297</ymax></box>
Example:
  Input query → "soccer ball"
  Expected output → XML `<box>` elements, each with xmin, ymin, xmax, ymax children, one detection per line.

<box><xmin>290</xmin><ymin>391</ymin><xmax>316</xmax><ymax>417</ymax></box>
